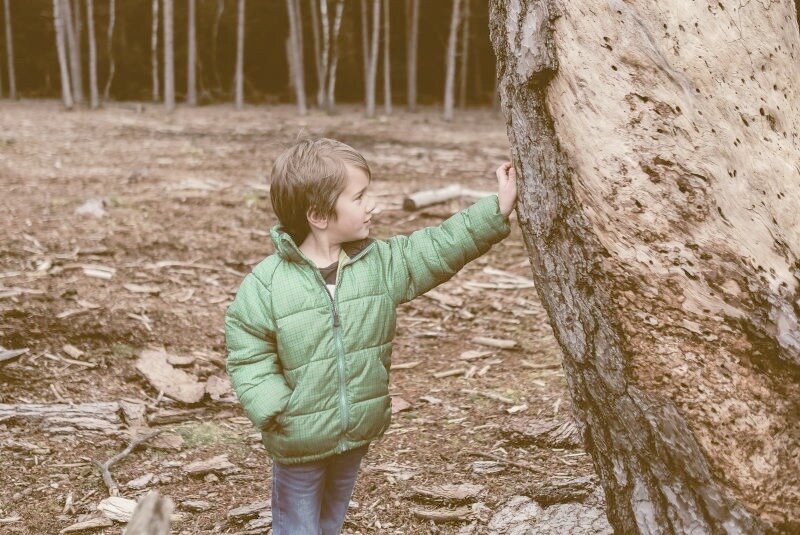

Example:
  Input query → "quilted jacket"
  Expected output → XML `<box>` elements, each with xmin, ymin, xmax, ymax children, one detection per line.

<box><xmin>225</xmin><ymin>194</ymin><xmax>511</xmax><ymax>464</ymax></box>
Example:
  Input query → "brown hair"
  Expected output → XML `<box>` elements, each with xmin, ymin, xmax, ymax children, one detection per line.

<box><xmin>269</xmin><ymin>138</ymin><xmax>371</xmax><ymax>245</ymax></box>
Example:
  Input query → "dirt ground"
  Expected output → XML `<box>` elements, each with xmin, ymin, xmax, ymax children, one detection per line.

<box><xmin>0</xmin><ymin>101</ymin><xmax>599</xmax><ymax>534</ymax></box>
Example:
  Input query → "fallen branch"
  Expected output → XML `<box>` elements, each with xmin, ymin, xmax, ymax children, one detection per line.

<box><xmin>92</xmin><ymin>429</ymin><xmax>164</xmax><ymax>496</ymax></box>
<box><xmin>464</xmin><ymin>450</ymin><xmax>539</xmax><ymax>472</ymax></box>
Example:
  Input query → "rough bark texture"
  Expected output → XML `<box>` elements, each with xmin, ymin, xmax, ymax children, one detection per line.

<box><xmin>489</xmin><ymin>0</ymin><xmax>800</xmax><ymax>533</ymax></box>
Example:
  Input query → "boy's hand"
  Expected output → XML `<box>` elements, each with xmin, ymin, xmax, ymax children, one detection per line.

<box><xmin>496</xmin><ymin>162</ymin><xmax>518</xmax><ymax>218</ymax></box>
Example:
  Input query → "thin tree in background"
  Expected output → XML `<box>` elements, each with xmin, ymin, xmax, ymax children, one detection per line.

<box><xmin>382</xmin><ymin>0</ymin><xmax>391</xmax><ymax>115</ymax></box>
<box><xmin>442</xmin><ymin>0</ymin><xmax>461</xmax><ymax>121</ymax></box>
<box><xmin>234</xmin><ymin>0</ymin><xmax>245</xmax><ymax>109</ymax></box>
<box><xmin>319</xmin><ymin>0</ymin><xmax>330</xmax><ymax>106</ymax></box>
<box><xmin>405</xmin><ymin>0</ymin><xmax>418</xmax><ymax>111</ymax></box>
<box><xmin>457</xmin><ymin>0</ymin><xmax>469</xmax><ymax>109</ymax></box>
<box><xmin>359</xmin><ymin>0</ymin><xmax>368</xmax><ymax>104</ymax></box>
<box><xmin>364</xmin><ymin>0</ymin><xmax>379</xmax><ymax>117</ymax></box>
<box><xmin>102</xmin><ymin>0</ymin><xmax>114</xmax><ymax>101</ymax></box>
<box><xmin>86</xmin><ymin>0</ymin><xmax>98</xmax><ymax>108</ymax></box>
<box><xmin>72</xmin><ymin>0</ymin><xmax>84</xmax><ymax>100</ymax></box>
<box><xmin>52</xmin><ymin>0</ymin><xmax>73</xmax><ymax>108</ymax></box>
<box><xmin>4</xmin><ymin>0</ymin><xmax>17</xmax><ymax>99</ymax></box>
<box><xmin>309</xmin><ymin>0</ymin><xmax>323</xmax><ymax>107</ymax></box>
<box><xmin>151</xmin><ymin>0</ymin><xmax>159</xmax><ymax>101</ymax></box>
<box><xmin>211</xmin><ymin>0</ymin><xmax>224</xmax><ymax>94</ymax></box>
<box><xmin>163</xmin><ymin>0</ymin><xmax>175</xmax><ymax>111</ymax></box>
<box><xmin>187</xmin><ymin>0</ymin><xmax>197</xmax><ymax>105</ymax></box>
<box><xmin>285</xmin><ymin>0</ymin><xmax>306</xmax><ymax>114</ymax></box>
<box><xmin>62</xmin><ymin>0</ymin><xmax>83</xmax><ymax>104</ymax></box>
<box><xmin>324</xmin><ymin>0</ymin><xmax>344</xmax><ymax>112</ymax></box>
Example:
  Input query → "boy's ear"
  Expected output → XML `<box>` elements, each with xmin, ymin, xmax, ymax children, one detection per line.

<box><xmin>306</xmin><ymin>208</ymin><xmax>329</xmax><ymax>231</ymax></box>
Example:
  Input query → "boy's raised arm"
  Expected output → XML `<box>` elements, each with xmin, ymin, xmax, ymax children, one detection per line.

<box><xmin>225</xmin><ymin>273</ymin><xmax>292</xmax><ymax>432</ymax></box>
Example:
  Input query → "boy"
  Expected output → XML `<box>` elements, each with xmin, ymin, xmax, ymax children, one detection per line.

<box><xmin>225</xmin><ymin>138</ymin><xmax>517</xmax><ymax>534</ymax></box>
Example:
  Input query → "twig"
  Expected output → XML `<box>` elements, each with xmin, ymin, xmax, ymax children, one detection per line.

<box><xmin>92</xmin><ymin>429</ymin><xmax>163</xmax><ymax>496</ymax></box>
<box><xmin>464</xmin><ymin>450</ymin><xmax>539</xmax><ymax>472</ymax></box>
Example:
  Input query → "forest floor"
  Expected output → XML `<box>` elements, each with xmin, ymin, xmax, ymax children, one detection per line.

<box><xmin>0</xmin><ymin>101</ymin><xmax>606</xmax><ymax>534</ymax></box>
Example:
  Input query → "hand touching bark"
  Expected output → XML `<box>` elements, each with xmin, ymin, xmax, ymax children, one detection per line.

<box><xmin>496</xmin><ymin>162</ymin><xmax>518</xmax><ymax>218</ymax></box>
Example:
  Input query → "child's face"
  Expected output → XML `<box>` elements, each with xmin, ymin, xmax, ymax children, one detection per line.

<box><xmin>328</xmin><ymin>165</ymin><xmax>375</xmax><ymax>243</ymax></box>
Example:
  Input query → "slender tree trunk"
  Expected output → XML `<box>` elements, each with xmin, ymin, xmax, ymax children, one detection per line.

<box><xmin>405</xmin><ymin>0</ymin><xmax>418</xmax><ymax>111</ymax></box>
<box><xmin>163</xmin><ymin>0</ymin><xmax>174</xmax><ymax>111</ymax></box>
<box><xmin>285</xmin><ymin>0</ymin><xmax>306</xmax><ymax>114</ymax></box>
<box><xmin>489</xmin><ymin>0</ymin><xmax>800</xmax><ymax>533</ymax></box>
<box><xmin>360</xmin><ymin>0</ymin><xmax>368</xmax><ymax>105</ymax></box>
<box><xmin>364</xmin><ymin>0</ymin><xmax>379</xmax><ymax>117</ymax></box>
<box><xmin>211</xmin><ymin>0</ymin><xmax>224</xmax><ymax>95</ymax></box>
<box><xmin>62</xmin><ymin>0</ymin><xmax>83</xmax><ymax>105</ymax></box>
<box><xmin>102</xmin><ymin>0</ymin><xmax>114</xmax><ymax>101</ymax></box>
<box><xmin>325</xmin><ymin>0</ymin><xmax>344</xmax><ymax>113</ymax></box>
<box><xmin>319</xmin><ymin>0</ymin><xmax>330</xmax><ymax>107</ymax></box>
<box><xmin>151</xmin><ymin>0</ymin><xmax>159</xmax><ymax>102</ymax></box>
<box><xmin>382</xmin><ymin>0</ymin><xmax>391</xmax><ymax>115</ymax></box>
<box><xmin>85</xmin><ymin>0</ymin><xmax>98</xmax><ymax>108</ymax></box>
<box><xmin>309</xmin><ymin>0</ymin><xmax>323</xmax><ymax>107</ymax></box>
<box><xmin>457</xmin><ymin>0</ymin><xmax>469</xmax><ymax>110</ymax></box>
<box><xmin>234</xmin><ymin>0</ymin><xmax>245</xmax><ymax>109</ymax></box>
<box><xmin>187</xmin><ymin>0</ymin><xmax>196</xmax><ymax>106</ymax></box>
<box><xmin>4</xmin><ymin>0</ymin><xmax>16</xmax><ymax>99</ymax></box>
<box><xmin>72</xmin><ymin>0</ymin><xmax>83</xmax><ymax>98</ymax></box>
<box><xmin>442</xmin><ymin>0</ymin><xmax>461</xmax><ymax>121</ymax></box>
<box><xmin>53</xmin><ymin>0</ymin><xmax>73</xmax><ymax>108</ymax></box>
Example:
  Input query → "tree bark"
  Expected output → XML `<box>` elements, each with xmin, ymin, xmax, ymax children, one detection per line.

<box><xmin>489</xmin><ymin>0</ymin><xmax>800</xmax><ymax>533</ymax></box>
<box><xmin>163</xmin><ymin>0</ymin><xmax>174</xmax><ymax>111</ymax></box>
<box><xmin>4</xmin><ymin>0</ymin><xmax>16</xmax><ymax>99</ymax></box>
<box><xmin>52</xmin><ymin>0</ymin><xmax>73</xmax><ymax>108</ymax></box>
<box><xmin>85</xmin><ymin>0</ymin><xmax>98</xmax><ymax>108</ymax></box>
<box><xmin>442</xmin><ymin>0</ymin><xmax>461</xmax><ymax>121</ymax></box>
<box><xmin>405</xmin><ymin>0</ymin><xmax>418</xmax><ymax>111</ymax></box>
<box><xmin>382</xmin><ymin>0</ymin><xmax>391</xmax><ymax>115</ymax></box>
<box><xmin>360</xmin><ymin>0</ymin><xmax>368</xmax><ymax>104</ymax></box>
<box><xmin>309</xmin><ymin>0</ymin><xmax>323</xmax><ymax>107</ymax></box>
<box><xmin>324</xmin><ymin>0</ymin><xmax>344</xmax><ymax>112</ymax></box>
<box><xmin>234</xmin><ymin>0</ymin><xmax>245</xmax><ymax>109</ymax></box>
<box><xmin>62</xmin><ymin>0</ymin><xmax>83</xmax><ymax>105</ymax></box>
<box><xmin>364</xmin><ymin>0</ymin><xmax>379</xmax><ymax>117</ymax></box>
<box><xmin>457</xmin><ymin>0</ymin><xmax>469</xmax><ymax>110</ymax></box>
<box><xmin>285</xmin><ymin>0</ymin><xmax>307</xmax><ymax>114</ymax></box>
<box><xmin>187</xmin><ymin>0</ymin><xmax>197</xmax><ymax>106</ymax></box>
<box><xmin>151</xmin><ymin>0</ymin><xmax>159</xmax><ymax>102</ymax></box>
<box><xmin>211</xmin><ymin>0</ymin><xmax>224</xmax><ymax>95</ymax></box>
<box><xmin>102</xmin><ymin>0</ymin><xmax>114</xmax><ymax>101</ymax></box>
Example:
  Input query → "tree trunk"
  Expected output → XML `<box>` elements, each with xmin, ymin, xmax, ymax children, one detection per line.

<box><xmin>62</xmin><ymin>0</ymin><xmax>83</xmax><ymax>105</ymax></box>
<box><xmin>163</xmin><ymin>0</ymin><xmax>174</xmax><ymax>111</ymax></box>
<box><xmin>102</xmin><ymin>0</ymin><xmax>114</xmax><ymax>101</ymax></box>
<box><xmin>442</xmin><ymin>0</ymin><xmax>460</xmax><ymax>121</ymax></box>
<box><xmin>4</xmin><ymin>0</ymin><xmax>16</xmax><ymax>99</ymax></box>
<box><xmin>405</xmin><ymin>0</ymin><xmax>418</xmax><ymax>111</ymax></box>
<box><xmin>285</xmin><ymin>0</ymin><xmax>306</xmax><ymax>114</ymax></box>
<box><xmin>309</xmin><ymin>0</ymin><xmax>323</xmax><ymax>107</ymax></box>
<box><xmin>489</xmin><ymin>1</ymin><xmax>800</xmax><ymax>533</ymax></box>
<box><xmin>234</xmin><ymin>0</ymin><xmax>245</xmax><ymax>109</ymax></box>
<box><xmin>151</xmin><ymin>0</ymin><xmax>159</xmax><ymax>102</ymax></box>
<box><xmin>382</xmin><ymin>0</ymin><xmax>391</xmax><ymax>115</ymax></box>
<box><xmin>324</xmin><ymin>0</ymin><xmax>344</xmax><ymax>113</ymax></box>
<box><xmin>187</xmin><ymin>0</ymin><xmax>197</xmax><ymax>106</ymax></box>
<box><xmin>211</xmin><ymin>0</ymin><xmax>224</xmax><ymax>95</ymax></box>
<box><xmin>457</xmin><ymin>0</ymin><xmax>469</xmax><ymax>110</ymax></box>
<box><xmin>364</xmin><ymin>0</ymin><xmax>379</xmax><ymax>117</ymax></box>
<box><xmin>85</xmin><ymin>0</ymin><xmax>98</xmax><ymax>108</ymax></box>
<box><xmin>52</xmin><ymin>0</ymin><xmax>73</xmax><ymax>108</ymax></box>
<box><xmin>359</xmin><ymin>0</ymin><xmax>368</xmax><ymax>106</ymax></box>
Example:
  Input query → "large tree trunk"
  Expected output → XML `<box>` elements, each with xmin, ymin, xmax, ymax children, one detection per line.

<box><xmin>187</xmin><ymin>0</ymin><xmax>197</xmax><ymax>106</ymax></box>
<box><xmin>234</xmin><ymin>0</ymin><xmax>245</xmax><ymax>109</ymax></box>
<box><xmin>489</xmin><ymin>1</ymin><xmax>800</xmax><ymax>533</ymax></box>
<box><xmin>405</xmin><ymin>0</ymin><xmax>418</xmax><ymax>111</ymax></box>
<box><xmin>364</xmin><ymin>0</ymin><xmax>379</xmax><ymax>117</ymax></box>
<box><xmin>285</xmin><ymin>0</ymin><xmax>307</xmax><ymax>115</ymax></box>
<box><xmin>85</xmin><ymin>0</ymin><xmax>98</xmax><ymax>108</ymax></box>
<box><xmin>151</xmin><ymin>0</ymin><xmax>159</xmax><ymax>102</ymax></box>
<box><xmin>324</xmin><ymin>0</ymin><xmax>344</xmax><ymax>113</ymax></box>
<box><xmin>442</xmin><ymin>0</ymin><xmax>460</xmax><ymax>121</ymax></box>
<box><xmin>163</xmin><ymin>0</ymin><xmax>174</xmax><ymax>111</ymax></box>
<box><xmin>52</xmin><ymin>0</ymin><xmax>73</xmax><ymax>108</ymax></box>
<box><xmin>62</xmin><ymin>0</ymin><xmax>83</xmax><ymax>105</ymax></box>
<box><xmin>4</xmin><ymin>0</ymin><xmax>16</xmax><ymax>99</ymax></box>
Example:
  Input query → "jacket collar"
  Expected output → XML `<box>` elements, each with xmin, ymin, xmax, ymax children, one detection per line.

<box><xmin>271</xmin><ymin>225</ymin><xmax>374</xmax><ymax>265</ymax></box>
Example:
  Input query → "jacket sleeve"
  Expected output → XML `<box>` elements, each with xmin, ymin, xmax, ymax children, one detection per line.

<box><xmin>225</xmin><ymin>272</ymin><xmax>292</xmax><ymax>432</ymax></box>
<box><xmin>382</xmin><ymin>194</ymin><xmax>511</xmax><ymax>305</ymax></box>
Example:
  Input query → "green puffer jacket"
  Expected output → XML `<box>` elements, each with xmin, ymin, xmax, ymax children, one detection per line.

<box><xmin>225</xmin><ymin>194</ymin><xmax>511</xmax><ymax>464</ymax></box>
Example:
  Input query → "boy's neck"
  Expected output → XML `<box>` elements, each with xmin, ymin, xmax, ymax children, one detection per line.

<box><xmin>299</xmin><ymin>231</ymin><xmax>342</xmax><ymax>268</ymax></box>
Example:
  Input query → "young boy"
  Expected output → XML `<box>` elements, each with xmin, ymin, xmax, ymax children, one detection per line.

<box><xmin>225</xmin><ymin>138</ymin><xmax>517</xmax><ymax>534</ymax></box>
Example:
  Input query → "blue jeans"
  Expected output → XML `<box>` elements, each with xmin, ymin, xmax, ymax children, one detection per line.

<box><xmin>271</xmin><ymin>445</ymin><xmax>368</xmax><ymax>535</ymax></box>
